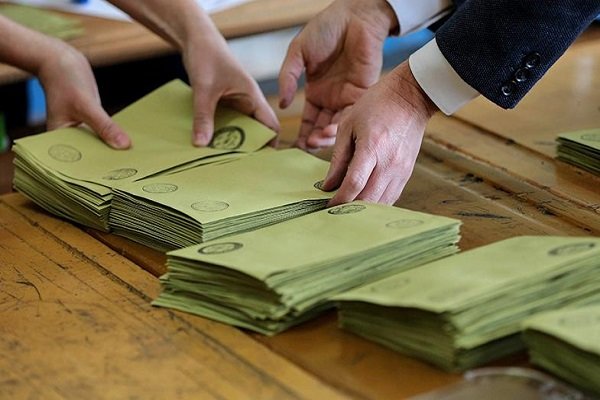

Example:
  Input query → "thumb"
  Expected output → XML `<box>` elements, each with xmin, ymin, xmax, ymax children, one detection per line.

<box><xmin>254</xmin><ymin>98</ymin><xmax>280</xmax><ymax>133</ymax></box>
<box><xmin>192</xmin><ymin>90</ymin><xmax>218</xmax><ymax>147</ymax></box>
<box><xmin>78</xmin><ymin>104</ymin><xmax>131</xmax><ymax>149</ymax></box>
<box><xmin>278</xmin><ymin>40</ymin><xmax>304</xmax><ymax>109</ymax></box>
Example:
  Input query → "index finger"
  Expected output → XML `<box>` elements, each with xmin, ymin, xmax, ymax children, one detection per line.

<box><xmin>328</xmin><ymin>141</ymin><xmax>377</xmax><ymax>206</ymax></box>
<box><xmin>278</xmin><ymin>39</ymin><xmax>304</xmax><ymax>109</ymax></box>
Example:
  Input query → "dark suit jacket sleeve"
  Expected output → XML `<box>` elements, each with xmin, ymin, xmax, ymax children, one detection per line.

<box><xmin>435</xmin><ymin>0</ymin><xmax>600</xmax><ymax>109</ymax></box>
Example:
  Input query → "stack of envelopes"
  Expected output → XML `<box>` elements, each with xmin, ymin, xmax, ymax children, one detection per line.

<box><xmin>152</xmin><ymin>201</ymin><xmax>461</xmax><ymax>335</ymax></box>
<box><xmin>110</xmin><ymin>149</ymin><xmax>332</xmax><ymax>250</ymax></box>
<box><xmin>12</xmin><ymin>80</ymin><xmax>275</xmax><ymax>230</ymax></box>
<box><xmin>557</xmin><ymin>129</ymin><xmax>600</xmax><ymax>174</ymax></box>
<box><xmin>335</xmin><ymin>236</ymin><xmax>600</xmax><ymax>371</ymax></box>
<box><xmin>0</xmin><ymin>4</ymin><xmax>83</xmax><ymax>39</ymax></box>
<box><xmin>522</xmin><ymin>304</ymin><xmax>600</xmax><ymax>396</ymax></box>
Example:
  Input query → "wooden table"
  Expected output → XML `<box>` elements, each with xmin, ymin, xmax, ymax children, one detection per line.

<box><xmin>2</xmin><ymin>23</ymin><xmax>599</xmax><ymax>400</ymax></box>
<box><xmin>0</xmin><ymin>0</ymin><xmax>334</xmax><ymax>85</ymax></box>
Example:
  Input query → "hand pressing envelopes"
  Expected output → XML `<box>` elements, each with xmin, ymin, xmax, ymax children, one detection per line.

<box><xmin>12</xmin><ymin>80</ymin><xmax>275</xmax><ymax>230</ymax></box>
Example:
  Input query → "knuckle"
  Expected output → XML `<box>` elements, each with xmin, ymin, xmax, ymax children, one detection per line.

<box><xmin>329</xmin><ymin>149</ymin><xmax>348</xmax><ymax>166</ymax></box>
<box><xmin>345</xmin><ymin>172</ymin><xmax>366</xmax><ymax>192</ymax></box>
<box><xmin>387</xmin><ymin>149</ymin><xmax>406</xmax><ymax>168</ymax></box>
<box><xmin>357</xmin><ymin>191</ymin><xmax>378</xmax><ymax>203</ymax></box>
<box><xmin>97</xmin><ymin>121</ymin><xmax>116</xmax><ymax>138</ymax></box>
<box><xmin>193</xmin><ymin>109</ymin><xmax>211</xmax><ymax>120</ymax></box>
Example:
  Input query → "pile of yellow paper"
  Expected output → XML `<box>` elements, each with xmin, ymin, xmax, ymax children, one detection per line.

<box><xmin>523</xmin><ymin>304</ymin><xmax>600</xmax><ymax>396</ymax></box>
<box><xmin>336</xmin><ymin>236</ymin><xmax>600</xmax><ymax>371</ymax></box>
<box><xmin>153</xmin><ymin>201</ymin><xmax>461</xmax><ymax>335</ymax></box>
<box><xmin>0</xmin><ymin>4</ymin><xmax>83</xmax><ymax>39</ymax></box>
<box><xmin>110</xmin><ymin>149</ymin><xmax>332</xmax><ymax>250</ymax></box>
<box><xmin>12</xmin><ymin>80</ymin><xmax>276</xmax><ymax>230</ymax></box>
<box><xmin>557</xmin><ymin>129</ymin><xmax>600</xmax><ymax>175</ymax></box>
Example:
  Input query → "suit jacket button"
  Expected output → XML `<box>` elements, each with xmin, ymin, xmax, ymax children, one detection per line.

<box><xmin>501</xmin><ymin>82</ymin><xmax>516</xmax><ymax>96</ymax></box>
<box><xmin>514</xmin><ymin>68</ymin><xmax>529</xmax><ymax>82</ymax></box>
<box><xmin>524</xmin><ymin>52</ymin><xmax>541</xmax><ymax>68</ymax></box>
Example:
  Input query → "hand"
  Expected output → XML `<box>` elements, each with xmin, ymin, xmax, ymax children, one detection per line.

<box><xmin>105</xmin><ymin>0</ymin><xmax>280</xmax><ymax>146</ymax></box>
<box><xmin>279</xmin><ymin>0</ymin><xmax>398</xmax><ymax>151</ymax></box>
<box><xmin>183</xmin><ymin>27</ymin><xmax>279</xmax><ymax>146</ymax></box>
<box><xmin>38</xmin><ymin>42</ymin><xmax>131</xmax><ymax>149</ymax></box>
<box><xmin>322</xmin><ymin>61</ymin><xmax>438</xmax><ymax>206</ymax></box>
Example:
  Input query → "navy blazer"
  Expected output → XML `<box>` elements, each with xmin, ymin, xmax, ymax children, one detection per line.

<box><xmin>435</xmin><ymin>1</ymin><xmax>600</xmax><ymax>108</ymax></box>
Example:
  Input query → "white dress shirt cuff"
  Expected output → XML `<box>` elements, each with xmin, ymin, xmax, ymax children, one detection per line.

<box><xmin>385</xmin><ymin>0</ymin><xmax>452</xmax><ymax>36</ymax></box>
<box><xmin>409</xmin><ymin>38</ymin><xmax>480</xmax><ymax>115</ymax></box>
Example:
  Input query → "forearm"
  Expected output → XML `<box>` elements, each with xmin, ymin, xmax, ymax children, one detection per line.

<box><xmin>0</xmin><ymin>15</ymin><xmax>68</xmax><ymax>75</ymax></box>
<box><xmin>436</xmin><ymin>0</ymin><xmax>600</xmax><ymax>109</ymax></box>
<box><xmin>390</xmin><ymin>61</ymin><xmax>438</xmax><ymax>121</ymax></box>
<box><xmin>107</xmin><ymin>0</ymin><xmax>222</xmax><ymax>51</ymax></box>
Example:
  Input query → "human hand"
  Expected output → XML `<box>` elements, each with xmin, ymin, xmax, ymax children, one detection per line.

<box><xmin>38</xmin><ymin>41</ymin><xmax>131</xmax><ymax>149</ymax></box>
<box><xmin>104</xmin><ymin>0</ymin><xmax>278</xmax><ymax>146</ymax></box>
<box><xmin>279</xmin><ymin>0</ymin><xmax>398</xmax><ymax>152</ymax></box>
<box><xmin>182</xmin><ymin>25</ymin><xmax>279</xmax><ymax>146</ymax></box>
<box><xmin>322</xmin><ymin>61</ymin><xmax>438</xmax><ymax>206</ymax></box>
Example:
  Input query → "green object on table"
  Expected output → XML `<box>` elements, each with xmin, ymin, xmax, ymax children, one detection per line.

<box><xmin>12</xmin><ymin>80</ymin><xmax>276</xmax><ymax>230</ymax></box>
<box><xmin>0</xmin><ymin>4</ymin><xmax>84</xmax><ymax>39</ymax></box>
<box><xmin>153</xmin><ymin>201</ymin><xmax>461</xmax><ymax>335</ymax></box>
<box><xmin>523</xmin><ymin>304</ymin><xmax>600</xmax><ymax>396</ymax></box>
<box><xmin>0</xmin><ymin>113</ymin><xmax>8</xmax><ymax>152</ymax></box>
<box><xmin>110</xmin><ymin>148</ymin><xmax>333</xmax><ymax>251</ymax></box>
<box><xmin>556</xmin><ymin>128</ymin><xmax>600</xmax><ymax>175</ymax></box>
<box><xmin>335</xmin><ymin>236</ymin><xmax>600</xmax><ymax>371</ymax></box>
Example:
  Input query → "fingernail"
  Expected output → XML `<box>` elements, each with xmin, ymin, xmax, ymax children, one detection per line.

<box><xmin>322</xmin><ymin>171</ymin><xmax>339</xmax><ymax>192</ymax></box>
<box><xmin>114</xmin><ymin>134</ymin><xmax>130</xmax><ymax>149</ymax></box>
<box><xmin>193</xmin><ymin>133</ymin><xmax>209</xmax><ymax>147</ymax></box>
<box><xmin>327</xmin><ymin>197</ymin><xmax>339</xmax><ymax>207</ymax></box>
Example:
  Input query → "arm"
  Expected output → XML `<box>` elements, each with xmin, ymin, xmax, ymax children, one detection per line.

<box><xmin>324</xmin><ymin>1</ymin><xmax>600</xmax><ymax>206</ymax></box>
<box><xmin>0</xmin><ymin>15</ymin><xmax>130</xmax><ymax>148</ymax></box>
<box><xmin>279</xmin><ymin>0</ymin><xmax>451</xmax><ymax>152</ymax></box>
<box><xmin>107</xmin><ymin>0</ymin><xmax>279</xmax><ymax>146</ymax></box>
<box><xmin>322</xmin><ymin>61</ymin><xmax>437</xmax><ymax>205</ymax></box>
<box><xmin>278</xmin><ymin>0</ymin><xmax>397</xmax><ymax>151</ymax></box>
<box><xmin>431</xmin><ymin>0</ymin><xmax>600</xmax><ymax>109</ymax></box>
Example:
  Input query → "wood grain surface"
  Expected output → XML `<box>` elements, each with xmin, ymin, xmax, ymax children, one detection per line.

<box><xmin>0</xmin><ymin>194</ymin><xmax>347</xmax><ymax>400</ymax></box>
